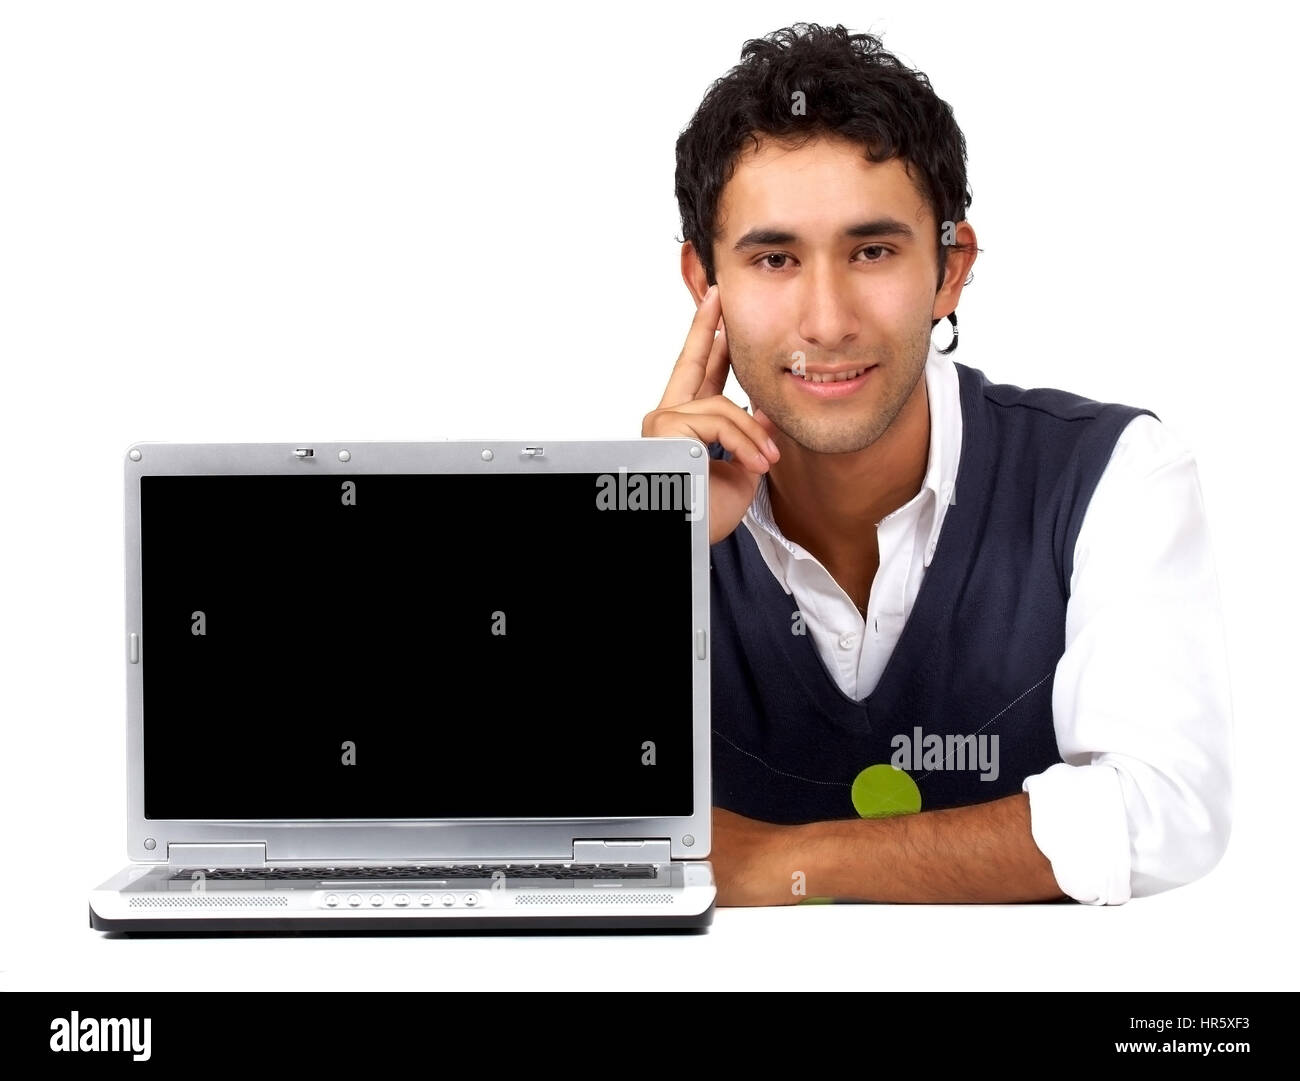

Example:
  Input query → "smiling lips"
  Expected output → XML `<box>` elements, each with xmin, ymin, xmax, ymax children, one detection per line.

<box><xmin>784</xmin><ymin>364</ymin><xmax>878</xmax><ymax>397</ymax></box>
<box><xmin>787</xmin><ymin>365</ymin><xmax>875</xmax><ymax>384</ymax></box>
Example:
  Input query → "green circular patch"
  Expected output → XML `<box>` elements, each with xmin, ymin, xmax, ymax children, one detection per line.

<box><xmin>851</xmin><ymin>763</ymin><xmax>922</xmax><ymax>818</ymax></box>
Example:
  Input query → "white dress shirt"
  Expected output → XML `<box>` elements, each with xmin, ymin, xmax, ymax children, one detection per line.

<box><xmin>740</xmin><ymin>343</ymin><xmax>1234</xmax><ymax>904</ymax></box>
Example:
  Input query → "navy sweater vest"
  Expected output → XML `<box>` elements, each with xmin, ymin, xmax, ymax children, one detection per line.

<box><xmin>707</xmin><ymin>361</ymin><xmax>1159</xmax><ymax>824</ymax></box>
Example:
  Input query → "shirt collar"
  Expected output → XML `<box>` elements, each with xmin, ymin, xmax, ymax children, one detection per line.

<box><xmin>745</xmin><ymin>340</ymin><xmax>962</xmax><ymax>569</ymax></box>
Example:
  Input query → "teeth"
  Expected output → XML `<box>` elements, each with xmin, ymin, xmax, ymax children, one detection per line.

<box><xmin>794</xmin><ymin>367</ymin><xmax>869</xmax><ymax>384</ymax></box>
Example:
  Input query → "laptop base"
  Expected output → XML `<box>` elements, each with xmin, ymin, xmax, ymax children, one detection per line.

<box><xmin>89</xmin><ymin>859</ymin><xmax>717</xmax><ymax>934</ymax></box>
<box><xmin>89</xmin><ymin>904</ymin><xmax>714</xmax><ymax>934</ymax></box>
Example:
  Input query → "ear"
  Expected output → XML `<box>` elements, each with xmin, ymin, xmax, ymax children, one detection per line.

<box><xmin>933</xmin><ymin>221</ymin><xmax>979</xmax><ymax>321</ymax></box>
<box><xmin>681</xmin><ymin>241</ymin><xmax>713</xmax><ymax>308</ymax></box>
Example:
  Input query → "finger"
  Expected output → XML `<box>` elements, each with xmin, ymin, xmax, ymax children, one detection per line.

<box><xmin>697</xmin><ymin>318</ymin><xmax>730</xmax><ymax>400</ymax></box>
<box><xmin>750</xmin><ymin>405</ymin><xmax>780</xmax><ymax>444</ymax></box>
<box><xmin>666</xmin><ymin>396</ymin><xmax>779</xmax><ymax>461</ymax></box>
<box><xmin>647</xmin><ymin>407</ymin><xmax>773</xmax><ymax>473</ymax></box>
<box><xmin>658</xmin><ymin>285</ymin><xmax>724</xmax><ymax>410</ymax></box>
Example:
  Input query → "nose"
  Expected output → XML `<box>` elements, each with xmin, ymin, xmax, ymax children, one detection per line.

<box><xmin>795</xmin><ymin>266</ymin><xmax>860</xmax><ymax>351</ymax></box>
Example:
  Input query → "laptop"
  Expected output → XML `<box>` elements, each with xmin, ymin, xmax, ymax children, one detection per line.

<box><xmin>89</xmin><ymin>439</ymin><xmax>716</xmax><ymax>932</ymax></box>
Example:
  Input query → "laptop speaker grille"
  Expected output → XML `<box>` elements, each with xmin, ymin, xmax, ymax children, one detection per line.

<box><xmin>129</xmin><ymin>895</ymin><xmax>290</xmax><ymax>908</ymax></box>
<box><xmin>514</xmin><ymin>891</ymin><xmax>674</xmax><ymax>905</ymax></box>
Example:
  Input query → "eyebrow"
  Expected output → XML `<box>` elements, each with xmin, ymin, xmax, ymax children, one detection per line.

<box><xmin>732</xmin><ymin>219</ymin><xmax>917</xmax><ymax>252</ymax></box>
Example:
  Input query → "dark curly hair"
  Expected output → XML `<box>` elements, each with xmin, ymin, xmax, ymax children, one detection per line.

<box><xmin>675</xmin><ymin>23</ymin><xmax>976</xmax><ymax>331</ymax></box>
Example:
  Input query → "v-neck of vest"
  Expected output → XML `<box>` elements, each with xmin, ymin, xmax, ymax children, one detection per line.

<box><xmin>737</xmin><ymin>361</ymin><xmax>987</xmax><ymax>722</ymax></box>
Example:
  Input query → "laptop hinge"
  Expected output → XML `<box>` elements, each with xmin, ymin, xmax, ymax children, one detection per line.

<box><xmin>167</xmin><ymin>843</ymin><xmax>267</xmax><ymax>869</ymax></box>
<box><xmin>572</xmin><ymin>839</ymin><xmax>672</xmax><ymax>864</ymax></box>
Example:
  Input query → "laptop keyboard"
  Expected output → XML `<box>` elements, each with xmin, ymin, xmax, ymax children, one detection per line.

<box><xmin>168</xmin><ymin>863</ymin><xmax>660</xmax><ymax>882</ymax></box>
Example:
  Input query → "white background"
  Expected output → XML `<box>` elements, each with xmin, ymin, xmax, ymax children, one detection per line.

<box><xmin>1</xmin><ymin>1</ymin><xmax>1295</xmax><ymax>991</ymax></box>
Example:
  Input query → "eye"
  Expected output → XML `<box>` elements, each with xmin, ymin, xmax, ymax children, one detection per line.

<box><xmin>755</xmin><ymin>252</ymin><xmax>792</xmax><ymax>271</ymax></box>
<box><xmin>751</xmin><ymin>246</ymin><xmax>895</xmax><ymax>272</ymax></box>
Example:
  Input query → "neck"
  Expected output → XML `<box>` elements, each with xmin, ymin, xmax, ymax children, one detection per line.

<box><xmin>767</xmin><ymin>372</ymin><xmax>930</xmax><ymax>573</ymax></box>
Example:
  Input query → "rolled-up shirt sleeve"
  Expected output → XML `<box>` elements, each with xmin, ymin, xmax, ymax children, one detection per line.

<box><xmin>1021</xmin><ymin>414</ymin><xmax>1234</xmax><ymax>904</ymax></box>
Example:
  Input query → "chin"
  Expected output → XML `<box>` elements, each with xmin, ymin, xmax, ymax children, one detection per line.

<box><xmin>775</xmin><ymin>422</ymin><xmax>875</xmax><ymax>456</ymax></box>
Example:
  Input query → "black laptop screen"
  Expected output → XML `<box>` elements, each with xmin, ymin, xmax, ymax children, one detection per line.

<box><xmin>139</xmin><ymin>472</ymin><xmax>697</xmax><ymax>820</ymax></box>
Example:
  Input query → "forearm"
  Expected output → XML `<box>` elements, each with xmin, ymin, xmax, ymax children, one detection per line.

<box><xmin>792</xmin><ymin>792</ymin><xmax>1069</xmax><ymax>903</ymax></box>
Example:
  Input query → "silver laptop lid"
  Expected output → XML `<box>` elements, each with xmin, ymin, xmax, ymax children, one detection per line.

<box><xmin>121</xmin><ymin>440</ymin><xmax>711</xmax><ymax>863</ymax></box>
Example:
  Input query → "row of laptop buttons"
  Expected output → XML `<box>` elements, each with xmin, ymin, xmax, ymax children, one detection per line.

<box><xmin>324</xmin><ymin>893</ymin><xmax>479</xmax><ymax>908</ymax></box>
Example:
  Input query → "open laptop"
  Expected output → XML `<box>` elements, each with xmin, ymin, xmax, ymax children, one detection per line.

<box><xmin>89</xmin><ymin>439</ymin><xmax>716</xmax><ymax>932</ymax></box>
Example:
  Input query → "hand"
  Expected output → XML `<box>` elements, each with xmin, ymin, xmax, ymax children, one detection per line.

<box><xmin>710</xmin><ymin>805</ymin><xmax>805</xmax><ymax>907</ymax></box>
<box><xmin>642</xmin><ymin>284</ymin><xmax>780</xmax><ymax>544</ymax></box>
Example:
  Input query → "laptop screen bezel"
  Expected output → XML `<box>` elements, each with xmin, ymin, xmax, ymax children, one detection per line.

<box><xmin>121</xmin><ymin>439</ymin><xmax>711</xmax><ymax>863</ymax></box>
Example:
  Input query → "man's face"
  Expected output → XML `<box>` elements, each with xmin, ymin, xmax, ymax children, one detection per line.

<box><xmin>711</xmin><ymin>134</ymin><xmax>941</xmax><ymax>455</ymax></box>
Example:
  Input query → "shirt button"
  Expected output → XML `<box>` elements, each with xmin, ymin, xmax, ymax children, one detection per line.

<box><xmin>838</xmin><ymin>632</ymin><xmax>857</xmax><ymax>649</ymax></box>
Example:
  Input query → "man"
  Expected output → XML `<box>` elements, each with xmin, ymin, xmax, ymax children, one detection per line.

<box><xmin>642</xmin><ymin>24</ymin><xmax>1232</xmax><ymax>906</ymax></box>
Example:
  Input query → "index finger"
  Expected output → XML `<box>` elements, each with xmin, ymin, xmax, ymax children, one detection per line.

<box><xmin>658</xmin><ymin>285</ymin><xmax>724</xmax><ymax>410</ymax></box>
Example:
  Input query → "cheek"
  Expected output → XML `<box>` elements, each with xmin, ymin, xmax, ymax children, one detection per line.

<box><xmin>721</xmin><ymin>297</ymin><xmax>785</xmax><ymax>365</ymax></box>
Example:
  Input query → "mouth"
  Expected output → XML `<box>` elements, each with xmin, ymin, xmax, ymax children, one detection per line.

<box><xmin>782</xmin><ymin>363</ymin><xmax>878</xmax><ymax>397</ymax></box>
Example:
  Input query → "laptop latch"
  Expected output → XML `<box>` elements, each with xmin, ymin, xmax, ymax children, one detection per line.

<box><xmin>167</xmin><ymin>843</ymin><xmax>267</xmax><ymax>869</ymax></box>
<box><xmin>572</xmin><ymin>839</ymin><xmax>672</xmax><ymax>864</ymax></box>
